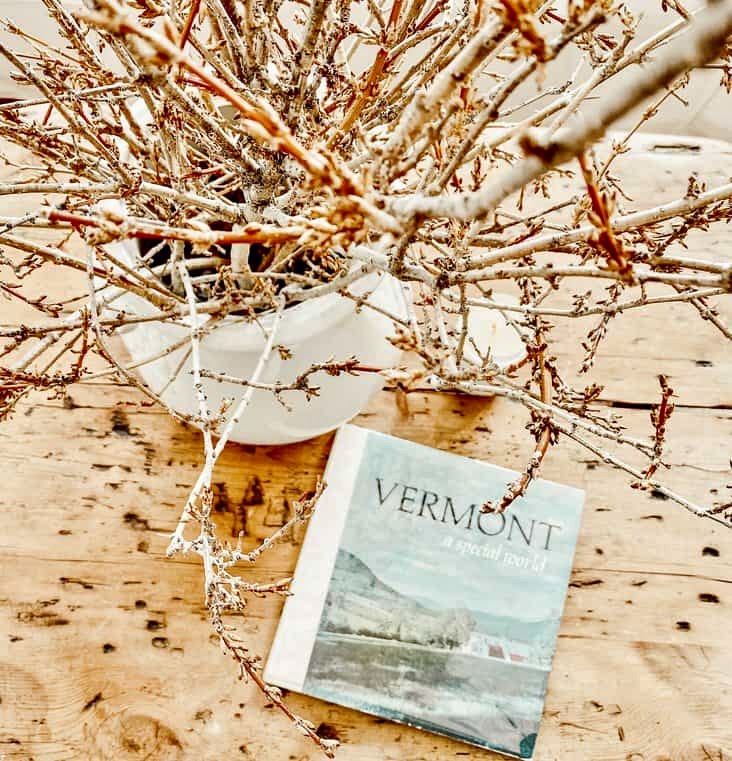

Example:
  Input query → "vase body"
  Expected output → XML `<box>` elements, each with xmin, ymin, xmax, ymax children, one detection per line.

<box><xmin>105</xmin><ymin>239</ymin><xmax>408</xmax><ymax>444</ymax></box>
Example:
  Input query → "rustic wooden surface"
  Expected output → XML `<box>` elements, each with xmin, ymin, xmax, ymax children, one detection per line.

<box><xmin>1</xmin><ymin>140</ymin><xmax>731</xmax><ymax>761</ymax></box>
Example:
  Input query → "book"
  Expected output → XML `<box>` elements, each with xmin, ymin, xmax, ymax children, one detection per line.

<box><xmin>264</xmin><ymin>425</ymin><xmax>585</xmax><ymax>759</ymax></box>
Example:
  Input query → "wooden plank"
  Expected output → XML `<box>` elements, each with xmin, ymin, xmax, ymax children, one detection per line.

<box><xmin>2</xmin><ymin>138</ymin><xmax>732</xmax><ymax>407</ymax></box>
<box><xmin>545</xmin><ymin>281</ymin><xmax>732</xmax><ymax>408</ymax></box>
<box><xmin>1</xmin><ymin>386</ymin><xmax>730</xmax><ymax>760</ymax></box>
<box><xmin>1</xmin><ymin>132</ymin><xmax>730</xmax><ymax>761</ymax></box>
<box><xmin>2</xmin><ymin>386</ymin><xmax>731</xmax><ymax>569</ymax></box>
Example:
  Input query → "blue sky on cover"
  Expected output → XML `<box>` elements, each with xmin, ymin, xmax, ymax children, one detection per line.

<box><xmin>337</xmin><ymin>429</ymin><xmax>585</xmax><ymax>621</ymax></box>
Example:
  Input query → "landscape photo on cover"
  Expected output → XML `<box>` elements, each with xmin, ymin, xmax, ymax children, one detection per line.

<box><xmin>303</xmin><ymin>432</ymin><xmax>584</xmax><ymax>759</ymax></box>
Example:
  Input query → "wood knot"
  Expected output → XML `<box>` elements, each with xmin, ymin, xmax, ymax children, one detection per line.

<box><xmin>89</xmin><ymin>713</ymin><xmax>183</xmax><ymax>760</ymax></box>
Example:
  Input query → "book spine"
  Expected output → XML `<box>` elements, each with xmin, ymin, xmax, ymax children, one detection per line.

<box><xmin>263</xmin><ymin>424</ymin><xmax>368</xmax><ymax>690</ymax></box>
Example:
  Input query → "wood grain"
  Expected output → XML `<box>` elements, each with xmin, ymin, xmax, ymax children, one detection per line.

<box><xmin>1</xmin><ymin>138</ymin><xmax>731</xmax><ymax>760</ymax></box>
<box><xmin>1</xmin><ymin>385</ymin><xmax>730</xmax><ymax>761</ymax></box>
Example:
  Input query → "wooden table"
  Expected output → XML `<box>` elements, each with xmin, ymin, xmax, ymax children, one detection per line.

<box><xmin>1</xmin><ymin>139</ymin><xmax>731</xmax><ymax>761</ymax></box>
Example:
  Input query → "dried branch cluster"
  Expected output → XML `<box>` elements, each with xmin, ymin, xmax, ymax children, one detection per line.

<box><xmin>1</xmin><ymin>0</ymin><xmax>731</xmax><ymax>752</ymax></box>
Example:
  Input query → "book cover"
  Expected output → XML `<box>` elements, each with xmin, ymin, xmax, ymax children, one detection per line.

<box><xmin>264</xmin><ymin>425</ymin><xmax>585</xmax><ymax>759</ymax></box>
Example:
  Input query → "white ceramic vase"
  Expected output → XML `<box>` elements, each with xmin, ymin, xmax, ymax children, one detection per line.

<box><xmin>104</xmin><ymin>236</ymin><xmax>409</xmax><ymax>444</ymax></box>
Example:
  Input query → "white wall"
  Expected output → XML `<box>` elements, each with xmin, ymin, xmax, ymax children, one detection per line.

<box><xmin>0</xmin><ymin>0</ymin><xmax>82</xmax><ymax>97</ymax></box>
<box><xmin>1</xmin><ymin>1</ymin><xmax>728</xmax><ymax>138</ymax></box>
